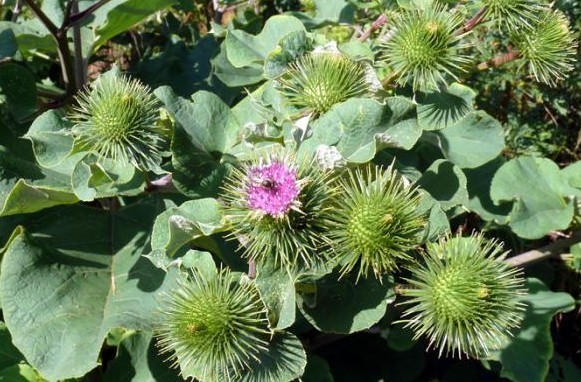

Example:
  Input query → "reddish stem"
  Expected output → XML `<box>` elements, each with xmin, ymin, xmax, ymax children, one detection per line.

<box><xmin>359</xmin><ymin>14</ymin><xmax>389</xmax><ymax>42</ymax></box>
<box><xmin>456</xmin><ymin>7</ymin><xmax>487</xmax><ymax>36</ymax></box>
<box><xmin>477</xmin><ymin>51</ymin><xmax>521</xmax><ymax>71</ymax></box>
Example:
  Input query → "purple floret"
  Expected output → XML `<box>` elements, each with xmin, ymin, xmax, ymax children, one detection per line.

<box><xmin>246</xmin><ymin>161</ymin><xmax>301</xmax><ymax>217</ymax></box>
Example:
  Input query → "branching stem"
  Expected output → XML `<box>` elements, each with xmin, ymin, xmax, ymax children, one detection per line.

<box><xmin>456</xmin><ymin>6</ymin><xmax>487</xmax><ymax>35</ymax></box>
<box><xmin>506</xmin><ymin>231</ymin><xmax>581</xmax><ymax>268</ymax></box>
<box><xmin>359</xmin><ymin>14</ymin><xmax>389</xmax><ymax>42</ymax></box>
<box><xmin>67</xmin><ymin>0</ymin><xmax>113</xmax><ymax>28</ymax></box>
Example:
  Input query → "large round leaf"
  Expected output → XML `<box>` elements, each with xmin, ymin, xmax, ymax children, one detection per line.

<box><xmin>225</xmin><ymin>15</ymin><xmax>305</xmax><ymax>68</ymax></box>
<box><xmin>0</xmin><ymin>125</ymin><xmax>78</xmax><ymax>217</ymax></box>
<box><xmin>155</xmin><ymin>87</ymin><xmax>238</xmax><ymax>198</ymax></box>
<box><xmin>417</xmin><ymin>82</ymin><xmax>475</xmax><ymax>131</ymax></box>
<box><xmin>0</xmin><ymin>63</ymin><xmax>38</xmax><ymax>121</ymax></box>
<box><xmin>490</xmin><ymin>157</ymin><xmax>575</xmax><ymax>239</ymax></box>
<box><xmin>485</xmin><ymin>278</ymin><xmax>575</xmax><ymax>382</ymax></box>
<box><xmin>417</xmin><ymin>159</ymin><xmax>468</xmax><ymax>211</ymax></box>
<box><xmin>24</xmin><ymin>110</ymin><xmax>73</xmax><ymax>169</ymax></box>
<box><xmin>103</xmin><ymin>331</ymin><xmax>182</xmax><ymax>382</ymax></box>
<box><xmin>297</xmin><ymin>273</ymin><xmax>395</xmax><ymax>334</ymax></box>
<box><xmin>240</xmin><ymin>331</ymin><xmax>307</xmax><ymax>382</ymax></box>
<box><xmin>0</xmin><ymin>199</ymin><xmax>179</xmax><ymax>381</ymax></box>
<box><xmin>302</xmin><ymin>97</ymin><xmax>419</xmax><ymax>164</ymax></box>
<box><xmin>437</xmin><ymin>111</ymin><xmax>504</xmax><ymax>169</ymax></box>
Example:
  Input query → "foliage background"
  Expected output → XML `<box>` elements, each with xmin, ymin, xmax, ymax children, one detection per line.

<box><xmin>0</xmin><ymin>0</ymin><xmax>580</xmax><ymax>381</ymax></box>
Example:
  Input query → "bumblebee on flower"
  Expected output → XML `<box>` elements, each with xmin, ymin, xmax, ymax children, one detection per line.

<box><xmin>221</xmin><ymin>149</ymin><xmax>337</xmax><ymax>270</ymax></box>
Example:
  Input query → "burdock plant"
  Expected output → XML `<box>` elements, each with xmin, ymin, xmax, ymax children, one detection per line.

<box><xmin>221</xmin><ymin>150</ymin><xmax>337</xmax><ymax>270</ymax></box>
<box><xmin>157</xmin><ymin>268</ymin><xmax>270</xmax><ymax>381</ymax></box>
<box><xmin>328</xmin><ymin>165</ymin><xmax>425</xmax><ymax>280</ymax></box>
<box><xmin>69</xmin><ymin>71</ymin><xmax>166</xmax><ymax>171</ymax></box>
<box><xmin>275</xmin><ymin>51</ymin><xmax>373</xmax><ymax>116</ymax></box>
<box><xmin>380</xmin><ymin>2</ymin><xmax>472</xmax><ymax>91</ymax></box>
<box><xmin>400</xmin><ymin>233</ymin><xmax>526</xmax><ymax>358</ymax></box>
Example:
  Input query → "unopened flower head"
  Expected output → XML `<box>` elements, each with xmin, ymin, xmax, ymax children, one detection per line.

<box><xmin>482</xmin><ymin>0</ymin><xmax>545</xmax><ymax>30</ymax></box>
<box><xmin>275</xmin><ymin>51</ymin><xmax>373</xmax><ymax>116</ymax></box>
<box><xmin>70</xmin><ymin>70</ymin><xmax>165</xmax><ymax>170</ymax></box>
<box><xmin>380</xmin><ymin>2</ymin><xmax>471</xmax><ymax>91</ymax></box>
<box><xmin>511</xmin><ymin>10</ymin><xmax>577</xmax><ymax>86</ymax></box>
<box><xmin>221</xmin><ymin>149</ymin><xmax>337</xmax><ymax>270</ymax></box>
<box><xmin>400</xmin><ymin>233</ymin><xmax>526</xmax><ymax>358</ymax></box>
<box><xmin>157</xmin><ymin>268</ymin><xmax>270</xmax><ymax>382</ymax></box>
<box><xmin>329</xmin><ymin>165</ymin><xmax>425</xmax><ymax>280</ymax></box>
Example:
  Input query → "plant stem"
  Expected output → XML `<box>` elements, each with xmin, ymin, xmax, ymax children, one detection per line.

<box><xmin>11</xmin><ymin>0</ymin><xmax>23</xmax><ymax>22</ymax></box>
<box><xmin>248</xmin><ymin>260</ymin><xmax>256</xmax><ymax>279</ymax></box>
<box><xmin>456</xmin><ymin>6</ymin><xmax>487</xmax><ymax>35</ymax></box>
<box><xmin>22</xmin><ymin>0</ymin><xmax>77</xmax><ymax>96</ymax></box>
<box><xmin>477</xmin><ymin>51</ymin><xmax>521</xmax><ymax>71</ymax></box>
<box><xmin>71</xmin><ymin>0</ymin><xmax>87</xmax><ymax>88</ymax></box>
<box><xmin>506</xmin><ymin>231</ymin><xmax>581</xmax><ymax>268</ymax></box>
<box><xmin>67</xmin><ymin>0</ymin><xmax>113</xmax><ymax>28</ymax></box>
<box><xmin>358</xmin><ymin>14</ymin><xmax>389</xmax><ymax>42</ymax></box>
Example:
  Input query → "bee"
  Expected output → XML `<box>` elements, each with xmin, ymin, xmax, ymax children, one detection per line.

<box><xmin>249</xmin><ymin>174</ymin><xmax>276</xmax><ymax>189</ymax></box>
<box><xmin>261</xmin><ymin>179</ymin><xmax>276</xmax><ymax>189</ymax></box>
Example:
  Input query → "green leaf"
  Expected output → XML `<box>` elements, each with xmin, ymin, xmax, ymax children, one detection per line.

<box><xmin>0</xmin><ymin>25</ymin><xmax>17</xmax><ymax>59</ymax></box>
<box><xmin>302</xmin><ymin>354</ymin><xmax>333</xmax><ymax>382</ymax></box>
<box><xmin>0</xmin><ymin>200</ymin><xmax>179</xmax><ymax>381</ymax></box>
<box><xmin>397</xmin><ymin>0</ymin><xmax>434</xmax><ymax>10</ymax></box>
<box><xmin>417</xmin><ymin>83</ymin><xmax>475</xmax><ymax>131</ymax></box>
<box><xmin>0</xmin><ymin>322</ymin><xmax>24</xmax><ymax>370</ymax></box>
<box><xmin>0</xmin><ymin>121</ymin><xmax>79</xmax><ymax>216</ymax></box>
<box><xmin>155</xmin><ymin>87</ymin><xmax>238</xmax><ymax>198</ymax></box>
<box><xmin>255</xmin><ymin>264</ymin><xmax>296</xmax><ymax>330</ymax></box>
<box><xmin>264</xmin><ymin>30</ymin><xmax>312</xmax><ymax>79</ymax></box>
<box><xmin>303</xmin><ymin>97</ymin><xmax>419</xmax><ymax>163</ymax></box>
<box><xmin>437</xmin><ymin>111</ymin><xmax>504</xmax><ymax>169</ymax></box>
<box><xmin>0</xmin><ymin>363</ymin><xmax>46</xmax><ymax>382</ymax></box>
<box><xmin>240</xmin><ymin>331</ymin><xmax>307</xmax><ymax>382</ymax></box>
<box><xmin>24</xmin><ymin>110</ymin><xmax>74</xmax><ymax>168</ymax></box>
<box><xmin>150</xmin><ymin>198</ymin><xmax>224</xmax><ymax>257</ymax></box>
<box><xmin>225</xmin><ymin>15</ymin><xmax>306</xmax><ymax>68</ymax></box>
<box><xmin>465</xmin><ymin>158</ymin><xmax>511</xmax><ymax>224</ymax></box>
<box><xmin>0</xmin><ymin>179</ymin><xmax>79</xmax><ymax>216</ymax></box>
<box><xmin>561</xmin><ymin>161</ymin><xmax>581</xmax><ymax>192</ymax></box>
<box><xmin>490</xmin><ymin>157</ymin><xmax>575</xmax><ymax>239</ymax></box>
<box><xmin>135</xmin><ymin>36</ymin><xmax>225</xmax><ymax>99</ymax></box>
<box><xmin>417</xmin><ymin>159</ymin><xmax>468</xmax><ymax>211</ymax></box>
<box><xmin>213</xmin><ymin>48</ymin><xmax>265</xmax><ymax>87</ymax></box>
<box><xmin>486</xmin><ymin>278</ymin><xmax>575</xmax><ymax>382</ymax></box>
<box><xmin>0</xmin><ymin>21</ymin><xmax>56</xmax><ymax>57</ymax></box>
<box><xmin>92</xmin><ymin>0</ymin><xmax>178</xmax><ymax>50</ymax></box>
<box><xmin>297</xmin><ymin>273</ymin><xmax>395</xmax><ymax>334</ymax></box>
<box><xmin>0</xmin><ymin>63</ymin><xmax>38</xmax><ymax>121</ymax></box>
<box><xmin>548</xmin><ymin>354</ymin><xmax>581</xmax><ymax>382</ymax></box>
<box><xmin>290</xmin><ymin>0</ymin><xmax>355</xmax><ymax>28</ymax></box>
<box><xmin>39</xmin><ymin>0</ymin><xmax>65</xmax><ymax>26</ymax></box>
<box><xmin>312</xmin><ymin>0</ymin><xmax>355</xmax><ymax>22</ymax></box>
<box><xmin>71</xmin><ymin>156</ymin><xmax>145</xmax><ymax>201</ymax></box>
<box><xmin>179</xmin><ymin>249</ymin><xmax>218</xmax><ymax>280</ymax></box>
<box><xmin>423</xmin><ymin>201</ymin><xmax>451</xmax><ymax>241</ymax></box>
<box><xmin>103</xmin><ymin>331</ymin><xmax>182</xmax><ymax>382</ymax></box>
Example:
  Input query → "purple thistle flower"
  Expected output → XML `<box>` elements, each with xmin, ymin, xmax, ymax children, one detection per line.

<box><xmin>245</xmin><ymin>161</ymin><xmax>301</xmax><ymax>218</ymax></box>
